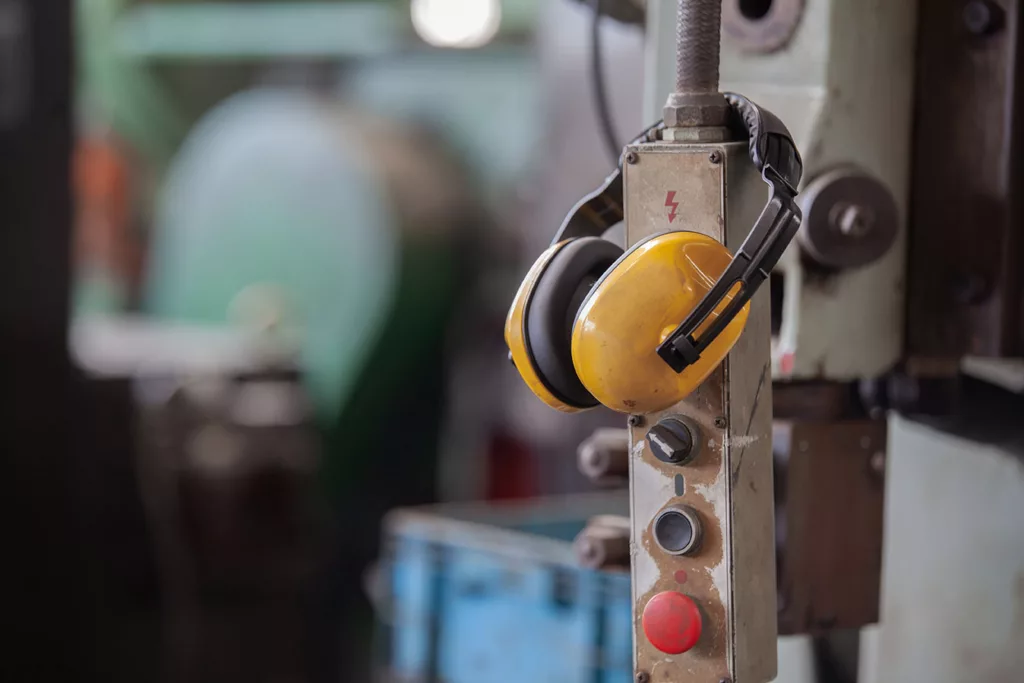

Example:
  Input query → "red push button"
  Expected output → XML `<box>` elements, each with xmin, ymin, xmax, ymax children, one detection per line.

<box><xmin>642</xmin><ymin>591</ymin><xmax>703</xmax><ymax>654</ymax></box>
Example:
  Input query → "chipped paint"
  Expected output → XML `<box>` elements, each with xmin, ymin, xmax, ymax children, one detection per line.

<box><xmin>723</xmin><ymin>434</ymin><xmax>760</xmax><ymax>449</ymax></box>
<box><xmin>691</xmin><ymin>461</ymin><xmax>730</xmax><ymax>619</ymax></box>
<box><xmin>632</xmin><ymin>453</ymin><xmax>675</xmax><ymax>596</ymax></box>
<box><xmin>630</xmin><ymin>391</ymin><xmax>731</xmax><ymax>680</ymax></box>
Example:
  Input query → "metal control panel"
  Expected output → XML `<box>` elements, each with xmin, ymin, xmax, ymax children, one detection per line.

<box><xmin>625</xmin><ymin>142</ymin><xmax>777</xmax><ymax>682</ymax></box>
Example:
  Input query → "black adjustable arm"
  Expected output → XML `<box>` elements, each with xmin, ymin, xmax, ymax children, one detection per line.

<box><xmin>652</xmin><ymin>94</ymin><xmax>803</xmax><ymax>373</ymax></box>
<box><xmin>656</xmin><ymin>167</ymin><xmax>801</xmax><ymax>372</ymax></box>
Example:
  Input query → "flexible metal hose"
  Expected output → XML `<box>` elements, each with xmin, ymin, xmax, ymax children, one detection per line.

<box><xmin>675</xmin><ymin>0</ymin><xmax>723</xmax><ymax>94</ymax></box>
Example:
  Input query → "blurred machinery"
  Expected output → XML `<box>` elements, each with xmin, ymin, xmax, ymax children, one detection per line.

<box><xmin>71</xmin><ymin>1</ymin><xmax>543</xmax><ymax>681</ymax></box>
<box><xmin>907</xmin><ymin>0</ymin><xmax>1024</xmax><ymax>369</ymax></box>
<box><xmin>381</xmin><ymin>494</ymin><xmax>633</xmax><ymax>682</ymax></box>
<box><xmin>137</xmin><ymin>88</ymin><xmax>491</xmax><ymax>681</ymax></box>
<box><xmin>77</xmin><ymin>0</ymin><xmax>545</xmax><ymax>506</ymax></box>
<box><xmin>73</xmin><ymin>321</ymin><xmax>320</xmax><ymax>683</ymax></box>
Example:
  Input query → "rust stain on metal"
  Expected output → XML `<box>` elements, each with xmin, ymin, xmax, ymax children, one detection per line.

<box><xmin>631</xmin><ymin>370</ymin><xmax>731</xmax><ymax>679</ymax></box>
<box><xmin>626</xmin><ymin>146</ymin><xmax>733</xmax><ymax>680</ymax></box>
<box><xmin>625</xmin><ymin>142</ymin><xmax>778</xmax><ymax>682</ymax></box>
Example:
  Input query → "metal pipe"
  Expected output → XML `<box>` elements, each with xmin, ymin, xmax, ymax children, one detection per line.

<box><xmin>675</xmin><ymin>0</ymin><xmax>723</xmax><ymax>94</ymax></box>
<box><xmin>662</xmin><ymin>0</ymin><xmax>728</xmax><ymax>134</ymax></box>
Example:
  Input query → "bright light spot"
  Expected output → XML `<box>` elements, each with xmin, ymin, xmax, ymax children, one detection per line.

<box><xmin>411</xmin><ymin>0</ymin><xmax>502</xmax><ymax>49</ymax></box>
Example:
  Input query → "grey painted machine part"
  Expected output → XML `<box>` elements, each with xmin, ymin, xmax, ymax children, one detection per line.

<box><xmin>647</xmin><ymin>0</ymin><xmax>917</xmax><ymax>380</ymax></box>
<box><xmin>860</xmin><ymin>416</ymin><xmax>1024</xmax><ymax>683</ymax></box>
<box><xmin>722</xmin><ymin>0</ymin><xmax>804</xmax><ymax>54</ymax></box>
<box><xmin>797</xmin><ymin>166</ymin><xmax>900</xmax><ymax>270</ymax></box>
<box><xmin>664</xmin><ymin>0</ymin><xmax>731</xmax><ymax>129</ymax></box>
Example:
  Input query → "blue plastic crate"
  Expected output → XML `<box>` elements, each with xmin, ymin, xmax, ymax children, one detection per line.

<box><xmin>381</xmin><ymin>493</ymin><xmax>632</xmax><ymax>683</ymax></box>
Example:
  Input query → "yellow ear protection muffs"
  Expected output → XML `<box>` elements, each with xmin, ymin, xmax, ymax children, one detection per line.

<box><xmin>507</xmin><ymin>93</ymin><xmax>804</xmax><ymax>414</ymax></box>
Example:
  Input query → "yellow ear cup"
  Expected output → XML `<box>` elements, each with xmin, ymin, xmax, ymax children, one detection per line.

<box><xmin>506</xmin><ymin>238</ymin><xmax>625</xmax><ymax>412</ymax></box>
<box><xmin>506</xmin><ymin>243</ymin><xmax>576</xmax><ymax>411</ymax></box>
<box><xmin>571</xmin><ymin>232</ymin><xmax>750</xmax><ymax>414</ymax></box>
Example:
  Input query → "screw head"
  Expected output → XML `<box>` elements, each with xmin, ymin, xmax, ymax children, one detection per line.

<box><xmin>635</xmin><ymin>673</ymin><xmax>650</xmax><ymax>683</ymax></box>
<box><xmin>831</xmin><ymin>203</ymin><xmax>875</xmax><ymax>238</ymax></box>
<box><xmin>714</xmin><ymin>416</ymin><xmax>727</xmax><ymax>429</ymax></box>
<box><xmin>626</xmin><ymin>151</ymin><xmax>640</xmax><ymax>165</ymax></box>
<box><xmin>628</xmin><ymin>414</ymin><xmax>645</xmax><ymax>428</ymax></box>
<box><xmin>708</xmin><ymin>150</ymin><xmax>722</xmax><ymax>164</ymax></box>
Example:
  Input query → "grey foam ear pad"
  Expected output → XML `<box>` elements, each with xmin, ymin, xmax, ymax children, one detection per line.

<box><xmin>526</xmin><ymin>237</ymin><xmax>624</xmax><ymax>408</ymax></box>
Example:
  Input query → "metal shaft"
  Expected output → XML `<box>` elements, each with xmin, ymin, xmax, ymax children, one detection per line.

<box><xmin>662</xmin><ymin>0</ymin><xmax>729</xmax><ymax>134</ymax></box>
<box><xmin>675</xmin><ymin>0</ymin><xmax>722</xmax><ymax>94</ymax></box>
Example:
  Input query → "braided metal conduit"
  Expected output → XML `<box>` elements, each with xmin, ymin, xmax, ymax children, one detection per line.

<box><xmin>675</xmin><ymin>0</ymin><xmax>723</xmax><ymax>94</ymax></box>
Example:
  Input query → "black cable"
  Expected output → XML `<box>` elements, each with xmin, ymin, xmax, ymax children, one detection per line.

<box><xmin>590</xmin><ymin>0</ymin><xmax>624</xmax><ymax>165</ymax></box>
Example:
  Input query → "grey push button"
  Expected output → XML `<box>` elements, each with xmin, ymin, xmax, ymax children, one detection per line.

<box><xmin>653</xmin><ymin>506</ymin><xmax>703</xmax><ymax>556</ymax></box>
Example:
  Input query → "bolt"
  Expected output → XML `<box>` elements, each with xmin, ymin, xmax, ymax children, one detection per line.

<box><xmin>708</xmin><ymin>150</ymin><xmax>722</xmax><ymax>164</ymax></box>
<box><xmin>714</xmin><ymin>416</ymin><xmax>727</xmax><ymax>429</ymax></box>
<box><xmin>635</xmin><ymin>673</ymin><xmax>650</xmax><ymax>683</ymax></box>
<box><xmin>964</xmin><ymin>0</ymin><xmax>1005</xmax><ymax>36</ymax></box>
<box><xmin>830</xmin><ymin>203</ymin><xmax>874</xmax><ymax>238</ymax></box>
<box><xmin>626</xmin><ymin>151</ymin><xmax>640</xmax><ymax>165</ymax></box>
<box><xmin>628</xmin><ymin>414</ymin><xmax>645</xmax><ymax>428</ymax></box>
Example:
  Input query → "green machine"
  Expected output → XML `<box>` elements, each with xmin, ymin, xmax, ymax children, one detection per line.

<box><xmin>75</xmin><ymin>0</ymin><xmax>542</xmax><ymax>678</ymax></box>
<box><xmin>143</xmin><ymin>85</ymin><xmax>475</xmax><ymax>492</ymax></box>
<box><xmin>138</xmin><ymin>85</ymin><xmax>479</xmax><ymax>678</ymax></box>
<box><xmin>77</xmin><ymin>0</ymin><xmax>543</xmax><ymax>490</ymax></box>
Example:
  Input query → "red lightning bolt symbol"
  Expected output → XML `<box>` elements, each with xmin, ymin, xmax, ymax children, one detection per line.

<box><xmin>665</xmin><ymin>191</ymin><xmax>679</xmax><ymax>223</ymax></box>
